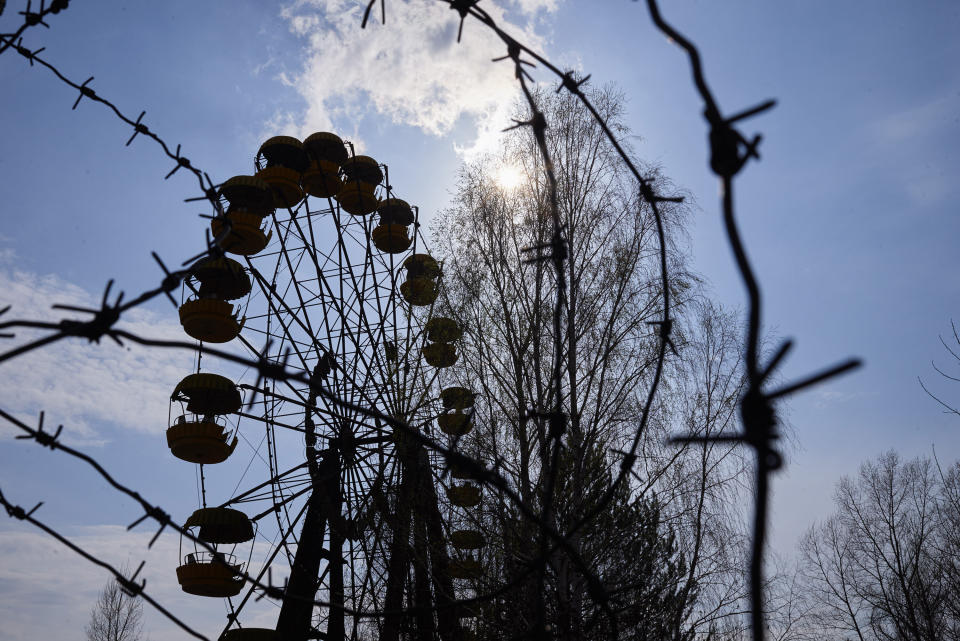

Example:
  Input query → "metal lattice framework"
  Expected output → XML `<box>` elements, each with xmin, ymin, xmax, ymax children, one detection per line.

<box><xmin>171</xmin><ymin>147</ymin><xmax>474</xmax><ymax>641</ymax></box>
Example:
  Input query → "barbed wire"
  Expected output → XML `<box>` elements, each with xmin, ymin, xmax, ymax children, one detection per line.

<box><xmin>0</xmin><ymin>0</ymin><xmax>865</xmax><ymax>639</ymax></box>
<box><xmin>0</xmin><ymin>0</ymin><xmax>70</xmax><ymax>56</ymax></box>
<box><xmin>639</xmin><ymin>3</ymin><xmax>861</xmax><ymax>641</ymax></box>
<box><xmin>372</xmin><ymin>1</ymin><xmax>861</xmax><ymax>639</ymax></box>
<box><xmin>397</xmin><ymin>3</ymin><xmax>682</xmax><ymax>636</ymax></box>
<box><xmin>0</xmin><ymin>7</ymin><xmax>223</xmax><ymax>217</ymax></box>
<box><xmin>0</xmin><ymin>317</ymin><xmax>611</xmax><ymax>625</ymax></box>
<box><xmin>0</xmin><ymin>484</ymin><xmax>211</xmax><ymax>641</ymax></box>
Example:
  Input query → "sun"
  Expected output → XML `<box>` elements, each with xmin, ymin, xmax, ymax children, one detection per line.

<box><xmin>493</xmin><ymin>162</ymin><xmax>524</xmax><ymax>191</ymax></box>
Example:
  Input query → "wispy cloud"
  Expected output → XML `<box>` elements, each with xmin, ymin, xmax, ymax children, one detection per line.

<box><xmin>270</xmin><ymin>0</ymin><xmax>558</xmax><ymax>157</ymax></box>
<box><xmin>866</xmin><ymin>90</ymin><xmax>960</xmax><ymax>207</ymax></box>
<box><xmin>0</xmin><ymin>257</ymin><xmax>193</xmax><ymax>445</ymax></box>
<box><xmin>0</xmin><ymin>524</ymin><xmax>283</xmax><ymax>641</ymax></box>
<box><xmin>870</xmin><ymin>92</ymin><xmax>959</xmax><ymax>144</ymax></box>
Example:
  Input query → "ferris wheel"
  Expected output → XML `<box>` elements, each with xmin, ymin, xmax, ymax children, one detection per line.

<box><xmin>164</xmin><ymin>133</ymin><xmax>487</xmax><ymax>641</ymax></box>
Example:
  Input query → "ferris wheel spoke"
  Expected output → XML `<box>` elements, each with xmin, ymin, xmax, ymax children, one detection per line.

<box><xmin>341</xmin><ymin>457</ymin><xmax>395</xmax><ymax>624</ymax></box>
<box><xmin>267</xmin><ymin>211</ymin><xmax>323</xmax><ymax>359</ymax></box>
<box><xmin>244</xmin><ymin>263</ymin><xmax>321</xmax><ymax>375</ymax></box>
<box><xmin>249</xmin><ymin>483</ymin><xmax>313</xmax><ymax>521</ymax></box>
<box><xmin>235</xmin><ymin>383</ymin><xmax>370</xmax><ymax>442</ymax></box>
<box><xmin>282</xmin><ymin>211</ymin><xmax>392</xmax><ymax>414</ymax></box>
<box><xmin>235</xmin><ymin>408</ymin><xmax>307</xmax><ymax>435</ymax></box>
<box><xmin>327</xmin><ymin>210</ymin><xmax>395</xmax><ymax>409</ymax></box>
<box><xmin>251</xmin><ymin>220</ymin><xmax>325</xmax><ymax>380</ymax></box>
<box><xmin>220</xmin><ymin>461</ymin><xmax>311</xmax><ymax>508</ymax></box>
<box><xmin>348</xmin><ymin>249</ymin><xmax>406</xmax><ymax>414</ymax></box>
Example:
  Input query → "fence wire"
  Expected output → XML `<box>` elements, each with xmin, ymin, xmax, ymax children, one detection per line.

<box><xmin>0</xmin><ymin>1</ymin><xmax>862</xmax><ymax>640</ymax></box>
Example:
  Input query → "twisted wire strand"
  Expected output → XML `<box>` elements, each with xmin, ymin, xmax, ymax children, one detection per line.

<box><xmin>0</xmin><ymin>0</ymin><xmax>70</xmax><ymax>56</ymax></box>
<box><xmin>0</xmin><ymin>485</ymin><xmax>211</xmax><ymax>641</ymax></box>
<box><xmin>642</xmin><ymin>3</ymin><xmax>862</xmax><ymax>641</ymax></box>
<box><xmin>0</xmin><ymin>343</ymin><xmax>608</xmax><ymax>623</ymax></box>
<box><xmin>0</xmin><ymin>15</ymin><xmax>223</xmax><ymax>214</ymax></box>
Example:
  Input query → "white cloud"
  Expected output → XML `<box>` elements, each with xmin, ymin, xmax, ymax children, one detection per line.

<box><xmin>512</xmin><ymin>0</ymin><xmax>558</xmax><ymax>15</ymax></box>
<box><xmin>271</xmin><ymin>0</ymin><xmax>558</xmax><ymax>158</ymax></box>
<box><xmin>0</xmin><ymin>260</ymin><xmax>194</xmax><ymax>445</ymax></box>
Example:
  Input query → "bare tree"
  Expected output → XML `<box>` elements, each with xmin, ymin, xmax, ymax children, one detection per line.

<box><xmin>932</xmin><ymin>453</ymin><xmax>960</xmax><ymax>640</ymax></box>
<box><xmin>919</xmin><ymin>320</ymin><xmax>960</xmax><ymax>420</ymax></box>
<box><xmin>644</xmin><ymin>299</ymin><xmax>755</xmax><ymax>638</ymax></box>
<box><xmin>432</xmin><ymin>85</ymin><xmax>752</xmax><ymax>639</ymax></box>
<box><xmin>798</xmin><ymin>451</ymin><xmax>959</xmax><ymax>641</ymax></box>
<box><xmin>84</xmin><ymin>570</ymin><xmax>144</xmax><ymax>641</ymax></box>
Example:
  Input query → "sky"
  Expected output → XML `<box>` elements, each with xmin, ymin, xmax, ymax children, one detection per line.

<box><xmin>1</xmin><ymin>1</ymin><xmax>959</xmax><ymax>639</ymax></box>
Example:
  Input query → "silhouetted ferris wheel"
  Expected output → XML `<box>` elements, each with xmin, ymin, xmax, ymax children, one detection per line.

<box><xmin>164</xmin><ymin>132</ymin><xmax>487</xmax><ymax>641</ymax></box>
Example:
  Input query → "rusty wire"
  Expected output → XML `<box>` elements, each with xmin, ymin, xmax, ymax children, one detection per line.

<box><xmin>641</xmin><ymin>4</ymin><xmax>861</xmax><ymax>641</ymax></box>
<box><xmin>0</xmin><ymin>0</ymin><xmax>864</xmax><ymax>639</ymax></box>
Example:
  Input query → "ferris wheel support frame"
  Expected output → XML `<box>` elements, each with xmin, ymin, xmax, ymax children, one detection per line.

<box><xmin>184</xmin><ymin>136</ymin><xmax>470</xmax><ymax>641</ymax></box>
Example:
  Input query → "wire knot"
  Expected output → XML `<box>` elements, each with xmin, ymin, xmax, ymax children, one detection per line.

<box><xmin>15</xmin><ymin>411</ymin><xmax>63</xmax><ymax>448</ymax></box>
<box><xmin>706</xmin><ymin>100</ymin><xmax>775</xmax><ymax>178</ymax></box>
<box><xmin>117</xmin><ymin>560</ymin><xmax>147</xmax><ymax>597</ymax></box>
<box><xmin>58</xmin><ymin>288</ymin><xmax>123</xmax><ymax>344</ymax></box>
<box><xmin>3</xmin><ymin>499</ymin><xmax>41</xmax><ymax>521</ymax></box>
<box><xmin>165</xmin><ymin>144</ymin><xmax>192</xmax><ymax>179</ymax></box>
<box><xmin>261</xmin><ymin>583</ymin><xmax>286</xmax><ymax>601</ymax></box>
<box><xmin>145</xmin><ymin>505</ymin><xmax>169</xmax><ymax>525</ymax></box>
<box><xmin>557</xmin><ymin>71</ymin><xmax>590</xmax><ymax>96</ymax></box>
<box><xmin>71</xmin><ymin>77</ymin><xmax>95</xmax><ymax>110</ymax></box>
<box><xmin>257</xmin><ymin>356</ymin><xmax>288</xmax><ymax>384</ymax></box>
<box><xmin>20</xmin><ymin>3</ymin><xmax>47</xmax><ymax>27</ymax></box>
<box><xmin>125</xmin><ymin>112</ymin><xmax>150</xmax><ymax>146</ymax></box>
<box><xmin>740</xmin><ymin>386</ymin><xmax>782</xmax><ymax>469</ymax></box>
<box><xmin>33</xmin><ymin>425</ymin><xmax>62</xmax><ymax>448</ymax></box>
<box><xmin>449</xmin><ymin>0</ymin><xmax>477</xmax><ymax>19</ymax></box>
<box><xmin>161</xmin><ymin>271</ymin><xmax>181</xmax><ymax>295</ymax></box>
<box><xmin>449</xmin><ymin>0</ymin><xmax>478</xmax><ymax>43</ymax></box>
<box><xmin>492</xmin><ymin>39</ymin><xmax>529</xmax><ymax>71</ymax></box>
<box><xmin>639</xmin><ymin>181</ymin><xmax>656</xmax><ymax>204</ymax></box>
<box><xmin>117</xmin><ymin>576</ymin><xmax>145</xmax><ymax>597</ymax></box>
<box><xmin>13</xmin><ymin>40</ymin><xmax>43</xmax><ymax>65</ymax></box>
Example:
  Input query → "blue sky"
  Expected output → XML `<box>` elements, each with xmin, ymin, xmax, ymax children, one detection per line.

<box><xmin>1</xmin><ymin>1</ymin><xmax>958</xmax><ymax>639</ymax></box>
